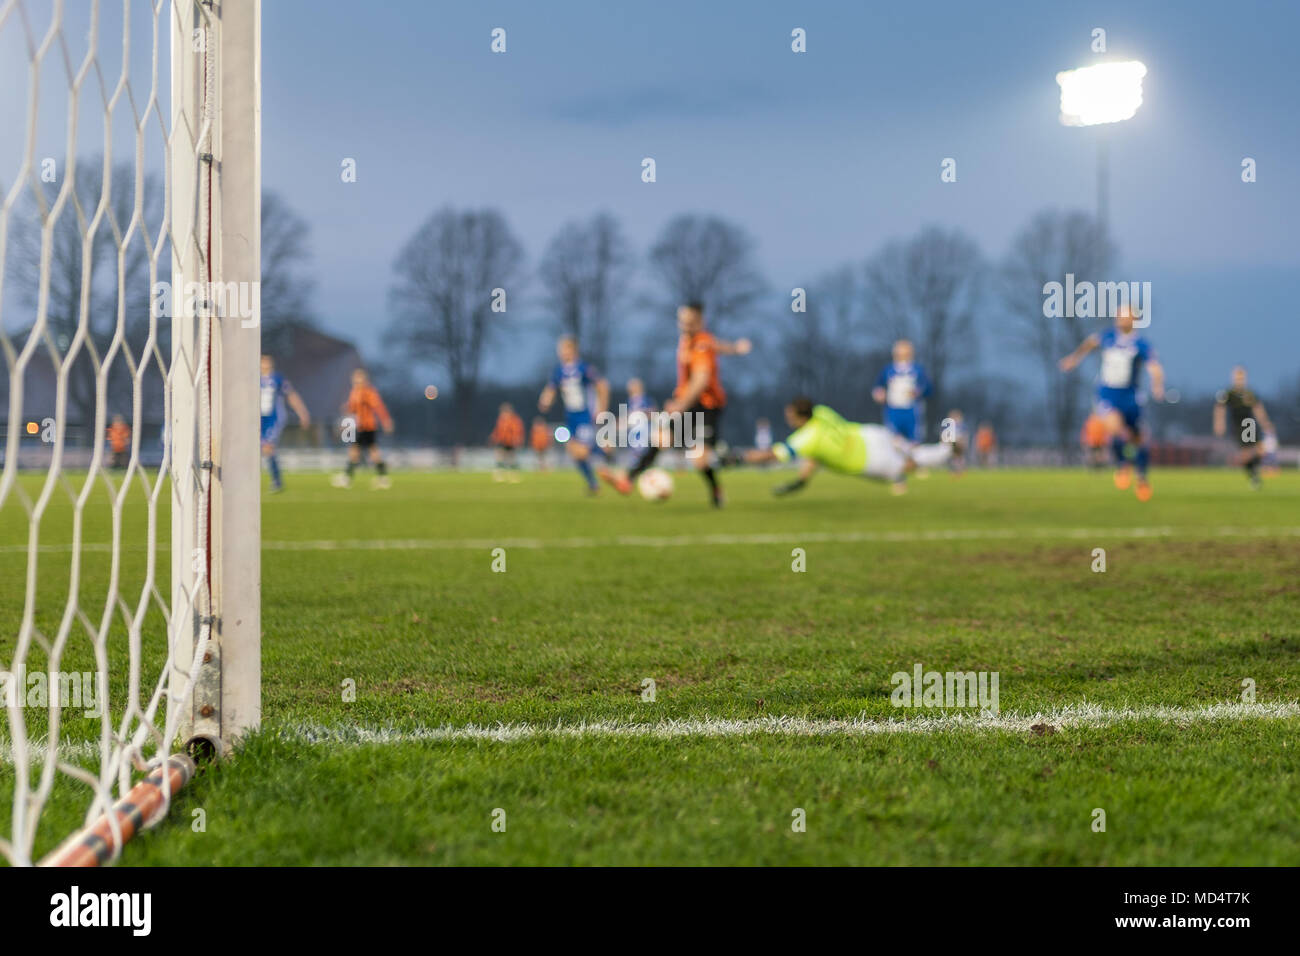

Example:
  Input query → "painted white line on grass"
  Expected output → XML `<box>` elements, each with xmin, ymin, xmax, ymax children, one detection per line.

<box><xmin>0</xmin><ymin>738</ymin><xmax>102</xmax><ymax>762</ymax></box>
<box><xmin>8</xmin><ymin>702</ymin><xmax>1297</xmax><ymax>763</ymax></box>
<box><xmin>9</xmin><ymin>525</ymin><xmax>1298</xmax><ymax>555</ymax></box>
<box><xmin>280</xmin><ymin>701</ymin><xmax>1300</xmax><ymax>746</ymax></box>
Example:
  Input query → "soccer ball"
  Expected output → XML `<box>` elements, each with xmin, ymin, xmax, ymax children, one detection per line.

<box><xmin>636</xmin><ymin>467</ymin><xmax>674</xmax><ymax>501</ymax></box>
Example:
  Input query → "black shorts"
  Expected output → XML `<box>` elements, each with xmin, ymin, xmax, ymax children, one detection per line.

<box><xmin>356</xmin><ymin>430</ymin><xmax>377</xmax><ymax>449</ymax></box>
<box><xmin>1228</xmin><ymin>417</ymin><xmax>1257</xmax><ymax>447</ymax></box>
<box><xmin>671</xmin><ymin>404</ymin><xmax>721</xmax><ymax>449</ymax></box>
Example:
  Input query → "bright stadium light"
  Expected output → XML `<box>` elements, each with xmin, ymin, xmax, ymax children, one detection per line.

<box><xmin>1055</xmin><ymin>60</ymin><xmax>1147</xmax><ymax>127</ymax></box>
<box><xmin>1055</xmin><ymin>59</ymin><xmax>1147</xmax><ymax>236</ymax></box>
<box><xmin>554</xmin><ymin>426</ymin><xmax>571</xmax><ymax>443</ymax></box>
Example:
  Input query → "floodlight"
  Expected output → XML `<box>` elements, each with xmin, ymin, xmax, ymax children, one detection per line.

<box><xmin>1056</xmin><ymin>61</ymin><xmax>1147</xmax><ymax>127</ymax></box>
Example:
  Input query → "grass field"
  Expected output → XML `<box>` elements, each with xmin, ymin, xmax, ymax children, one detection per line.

<box><xmin>3</xmin><ymin>466</ymin><xmax>1299</xmax><ymax>865</ymax></box>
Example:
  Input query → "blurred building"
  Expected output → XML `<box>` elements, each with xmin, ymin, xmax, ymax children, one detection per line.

<box><xmin>266</xmin><ymin>320</ymin><xmax>364</xmax><ymax>446</ymax></box>
<box><xmin>0</xmin><ymin>331</ymin><xmax>166</xmax><ymax>453</ymax></box>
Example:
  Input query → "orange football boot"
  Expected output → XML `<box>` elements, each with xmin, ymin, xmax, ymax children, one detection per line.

<box><xmin>598</xmin><ymin>467</ymin><xmax>632</xmax><ymax>495</ymax></box>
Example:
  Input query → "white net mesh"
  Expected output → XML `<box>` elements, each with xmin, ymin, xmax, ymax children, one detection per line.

<box><xmin>0</xmin><ymin>0</ymin><xmax>217</xmax><ymax>866</ymax></box>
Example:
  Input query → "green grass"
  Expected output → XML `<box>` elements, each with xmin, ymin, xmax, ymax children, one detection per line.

<box><xmin>3</xmin><ymin>467</ymin><xmax>1299</xmax><ymax>864</ymax></box>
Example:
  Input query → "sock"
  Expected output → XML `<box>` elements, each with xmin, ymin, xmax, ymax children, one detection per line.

<box><xmin>376</xmin><ymin>460</ymin><xmax>388</xmax><ymax>476</ymax></box>
<box><xmin>628</xmin><ymin>447</ymin><xmax>659</xmax><ymax>480</ymax></box>
<box><xmin>267</xmin><ymin>454</ymin><xmax>282</xmax><ymax>487</ymax></box>
<box><xmin>577</xmin><ymin>458</ymin><xmax>596</xmax><ymax>489</ymax></box>
<box><xmin>911</xmin><ymin>443</ymin><xmax>953</xmax><ymax>469</ymax></box>
<box><xmin>1110</xmin><ymin>436</ymin><xmax>1127</xmax><ymax>465</ymax></box>
<box><xmin>1135</xmin><ymin>444</ymin><xmax>1150</xmax><ymax>479</ymax></box>
<box><xmin>1245</xmin><ymin>454</ymin><xmax>1260</xmax><ymax>479</ymax></box>
<box><xmin>702</xmin><ymin>466</ymin><xmax>719</xmax><ymax>494</ymax></box>
<box><xmin>346</xmin><ymin>460</ymin><xmax>357</xmax><ymax>477</ymax></box>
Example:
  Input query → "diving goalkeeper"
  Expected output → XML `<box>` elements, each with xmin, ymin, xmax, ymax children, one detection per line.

<box><xmin>737</xmin><ymin>397</ymin><xmax>952</xmax><ymax>495</ymax></box>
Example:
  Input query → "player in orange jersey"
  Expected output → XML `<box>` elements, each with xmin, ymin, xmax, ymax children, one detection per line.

<box><xmin>1080</xmin><ymin>413</ymin><xmax>1108</xmax><ymax>468</ymax></box>
<box><xmin>530</xmin><ymin>416</ymin><xmax>552</xmax><ymax>471</ymax></box>
<box><xmin>332</xmin><ymin>368</ymin><xmax>394</xmax><ymax>489</ymax></box>
<box><xmin>974</xmin><ymin>423</ymin><xmax>996</xmax><ymax>467</ymax></box>
<box><xmin>624</xmin><ymin>301</ymin><xmax>751</xmax><ymax>507</ymax></box>
<box><xmin>489</xmin><ymin>402</ymin><xmax>525</xmax><ymax>482</ymax></box>
<box><xmin>107</xmin><ymin>414</ymin><xmax>131</xmax><ymax>469</ymax></box>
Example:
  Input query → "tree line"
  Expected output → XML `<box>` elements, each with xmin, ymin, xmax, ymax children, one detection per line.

<box><xmin>5</xmin><ymin>160</ymin><xmax>1296</xmax><ymax>451</ymax></box>
<box><xmin>385</xmin><ymin>205</ymin><xmax>1300</xmax><ymax>449</ymax></box>
<box><xmin>2</xmin><ymin>159</ymin><xmax>317</xmax><ymax>440</ymax></box>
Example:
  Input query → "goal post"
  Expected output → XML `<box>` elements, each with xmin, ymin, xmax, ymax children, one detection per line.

<box><xmin>169</xmin><ymin>0</ymin><xmax>263</xmax><ymax>755</ymax></box>
<box><xmin>0</xmin><ymin>0</ymin><xmax>261</xmax><ymax>867</ymax></box>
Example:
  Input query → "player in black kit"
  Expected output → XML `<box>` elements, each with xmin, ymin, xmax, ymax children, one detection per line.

<box><xmin>1213</xmin><ymin>365</ymin><xmax>1274</xmax><ymax>489</ymax></box>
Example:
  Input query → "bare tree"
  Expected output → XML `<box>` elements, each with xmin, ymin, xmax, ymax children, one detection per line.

<box><xmin>259</xmin><ymin>191</ymin><xmax>317</xmax><ymax>356</ymax></box>
<box><xmin>538</xmin><ymin>212</ymin><xmax>632</xmax><ymax>373</ymax></box>
<box><xmin>1000</xmin><ymin>209</ymin><xmax>1116</xmax><ymax>452</ymax></box>
<box><xmin>863</xmin><ymin>226</ymin><xmax>984</xmax><ymax>430</ymax></box>
<box><xmin>7</xmin><ymin>158</ymin><xmax>161</xmax><ymax>430</ymax></box>
<box><xmin>387</xmin><ymin>207</ymin><xmax>526</xmax><ymax>442</ymax></box>
<box><xmin>779</xmin><ymin>264</ymin><xmax>881</xmax><ymax>419</ymax></box>
<box><xmin>645</xmin><ymin>214</ymin><xmax>766</xmax><ymax>334</ymax></box>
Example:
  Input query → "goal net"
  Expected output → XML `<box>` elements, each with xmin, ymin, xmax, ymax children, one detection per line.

<box><xmin>0</xmin><ymin>0</ymin><xmax>260</xmax><ymax>866</ymax></box>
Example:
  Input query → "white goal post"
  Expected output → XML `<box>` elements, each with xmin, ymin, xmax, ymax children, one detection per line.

<box><xmin>0</xmin><ymin>0</ymin><xmax>261</xmax><ymax>867</ymax></box>
<box><xmin>168</xmin><ymin>0</ymin><xmax>262</xmax><ymax>757</ymax></box>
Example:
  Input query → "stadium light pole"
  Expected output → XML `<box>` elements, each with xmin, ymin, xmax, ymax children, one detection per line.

<box><xmin>1055</xmin><ymin>60</ymin><xmax>1147</xmax><ymax>236</ymax></box>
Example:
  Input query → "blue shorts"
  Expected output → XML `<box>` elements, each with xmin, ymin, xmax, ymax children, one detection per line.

<box><xmin>260</xmin><ymin>415</ymin><xmax>284</xmax><ymax>447</ymax></box>
<box><xmin>884</xmin><ymin>407</ymin><xmax>918</xmax><ymax>442</ymax></box>
<box><xmin>1095</xmin><ymin>389</ymin><xmax>1143</xmax><ymax>432</ymax></box>
<box><xmin>565</xmin><ymin>412</ymin><xmax>596</xmax><ymax>448</ymax></box>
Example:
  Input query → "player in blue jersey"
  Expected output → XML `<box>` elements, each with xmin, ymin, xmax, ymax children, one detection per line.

<box><xmin>871</xmin><ymin>339</ymin><xmax>932</xmax><ymax>493</ymax></box>
<box><xmin>624</xmin><ymin>377</ymin><xmax>656</xmax><ymax>467</ymax></box>
<box><xmin>538</xmin><ymin>336</ymin><xmax>629</xmax><ymax>495</ymax></box>
<box><xmin>1058</xmin><ymin>305</ymin><xmax>1165</xmax><ymax>501</ymax></box>
<box><xmin>872</xmin><ymin>340</ymin><xmax>932</xmax><ymax>441</ymax></box>
<box><xmin>260</xmin><ymin>354</ymin><xmax>311</xmax><ymax>493</ymax></box>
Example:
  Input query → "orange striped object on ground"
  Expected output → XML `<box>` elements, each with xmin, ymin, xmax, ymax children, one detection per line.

<box><xmin>41</xmin><ymin>754</ymin><xmax>196</xmax><ymax>866</ymax></box>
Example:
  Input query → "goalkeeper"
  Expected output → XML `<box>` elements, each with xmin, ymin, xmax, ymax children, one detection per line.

<box><xmin>734</xmin><ymin>397</ymin><xmax>952</xmax><ymax>496</ymax></box>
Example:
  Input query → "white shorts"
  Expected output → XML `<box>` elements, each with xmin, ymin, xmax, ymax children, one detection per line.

<box><xmin>862</xmin><ymin>425</ymin><xmax>908</xmax><ymax>482</ymax></box>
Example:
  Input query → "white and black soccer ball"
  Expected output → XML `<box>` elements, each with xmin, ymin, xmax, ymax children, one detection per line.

<box><xmin>636</xmin><ymin>467</ymin><xmax>674</xmax><ymax>501</ymax></box>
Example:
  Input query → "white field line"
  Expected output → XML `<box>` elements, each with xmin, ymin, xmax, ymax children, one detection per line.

<box><xmin>0</xmin><ymin>738</ymin><xmax>103</xmax><ymax>763</ymax></box>
<box><xmin>5</xmin><ymin>525</ymin><xmax>1300</xmax><ymax>555</ymax></box>
<box><xmin>279</xmin><ymin>702</ymin><xmax>1300</xmax><ymax>746</ymax></box>
<box><xmin>6</xmin><ymin>702</ymin><xmax>1297</xmax><ymax>763</ymax></box>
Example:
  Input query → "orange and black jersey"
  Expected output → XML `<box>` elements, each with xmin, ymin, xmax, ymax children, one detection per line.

<box><xmin>345</xmin><ymin>384</ymin><xmax>392</xmax><ymax>433</ymax></box>
<box><xmin>107</xmin><ymin>422</ymin><xmax>131</xmax><ymax>453</ymax></box>
<box><xmin>491</xmin><ymin>412</ymin><xmax>525</xmax><ymax>447</ymax></box>
<box><xmin>675</xmin><ymin>331</ymin><xmax>725</xmax><ymax>410</ymax></box>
